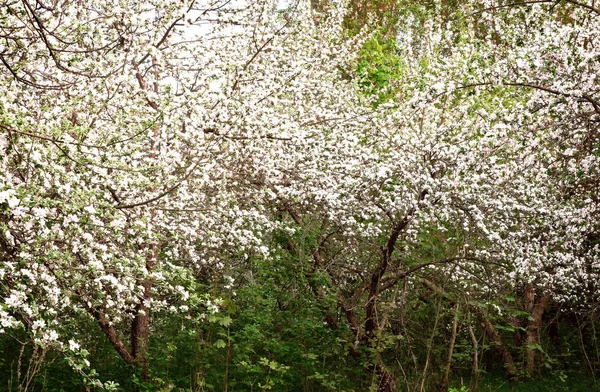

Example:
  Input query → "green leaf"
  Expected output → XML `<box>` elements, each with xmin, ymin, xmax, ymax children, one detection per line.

<box><xmin>218</xmin><ymin>315</ymin><xmax>233</xmax><ymax>327</ymax></box>
<box><xmin>214</xmin><ymin>339</ymin><xmax>227</xmax><ymax>349</ymax></box>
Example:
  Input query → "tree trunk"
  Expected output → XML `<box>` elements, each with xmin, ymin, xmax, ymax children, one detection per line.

<box><xmin>131</xmin><ymin>279</ymin><xmax>152</xmax><ymax>382</ymax></box>
<box><xmin>523</xmin><ymin>284</ymin><xmax>550</xmax><ymax>378</ymax></box>
<box><xmin>468</xmin><ymin>325</ymin><xmax>479</xmax><ymax>391</ymax></box>
<box><xmin>422</xmin><ymin>279</ymin><xmax>518</xmax><ymax>381</ymax></box>
<box><xmin>439</xmin><ymin>304</ymin><xmax>460</xmax><ymax>392</ymax></box>
<box><xmin>131</xmin><ymin>248</ymin><xmax>158</xmax><ymax>382</ymax></box>
<box><xmin>373</xmin><ymin>361</ymin><xmax>397</xmax><ymax>392</ymax></box>
<box><xmin>509</xmin><ymin>316</ymin><xmax>524</xmax><ymax>348</ymax></box>
<box><xmin>481</xmin><ymin>318</ymin><xmax>518</xmax><ymax>380</ymax></box>
<box><xmin>377</xmin><ymin>367</ymin><xmax>397</xmax><ymax>392</ymax></box>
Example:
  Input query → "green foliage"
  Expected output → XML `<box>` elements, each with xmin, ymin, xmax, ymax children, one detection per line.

<box><xmin>356</xmin><ymin>35</ymin><xmax>405</xmax><ymax>106</ymax></box>
<box><xmin>471</xmin><ymin>373</ymin><xmax>599</xmax><ymax>392</ymax></box>
<box><xmin>216</xmin><ymin>252</ymin><xmax>360</xmax><ymax>392</ymax></box>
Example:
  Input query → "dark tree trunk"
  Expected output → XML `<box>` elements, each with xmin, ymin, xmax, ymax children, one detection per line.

<box><xmin>421</xmin><ymin>278</ymin><xmax>518</xmax><ymax>381</ymax></box>
<box><xmin>439</xmin><ymin>304</ymin><xmax>460</xmax><ymax>392</ymax></box>
<box><xmin>375</xmin><ymin>362</ymin><xmax>397</xmax><ymax>392</ymax></box>
<box><xmin>481</xmin><ymin>318</ymin><xmax>518</xmax><ymax>381</ymax></box>
<box><xmin>131</xmin><ymin>278</ymin><xmax>152</xmax><ymax>382</ymax></box>
<box><xmin>523</xmin><ymin>284</ymin><xmax>550</xmax><ymax>378</ymax></box>
<box><xmin>131</xmin><ymin>248</ymin><xmax>158</xmax><ymax>382</ymax></box>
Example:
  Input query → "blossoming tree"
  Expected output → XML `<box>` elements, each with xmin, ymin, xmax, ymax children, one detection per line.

<box><xmin>0</xmin><ymin>0</ymin><xmax>366</xmax><ymax>385</ymax></box>
<box><xmin>1</xmin><ymin>0</ymin><xmax>598</xmax><ymax>389</ymax></box>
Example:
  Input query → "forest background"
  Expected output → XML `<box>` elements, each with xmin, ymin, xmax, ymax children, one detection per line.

<box><xmin>0</xmin><ymin>0</ymin><xmax>599</xmax><ymax>391</ymax></box>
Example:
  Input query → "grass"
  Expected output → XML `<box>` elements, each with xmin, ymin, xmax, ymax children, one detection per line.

<box><xmin>450</xmin><ymin>372</ymin><xmax>599</xmax><ymax>392</ymax></box>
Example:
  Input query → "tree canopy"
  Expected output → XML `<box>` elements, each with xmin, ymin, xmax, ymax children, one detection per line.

<box><xmin>0</xmin><ymin>0</ymin><xmax>599</xmax><ymax>391</ymax></box>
